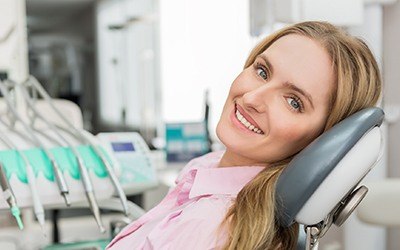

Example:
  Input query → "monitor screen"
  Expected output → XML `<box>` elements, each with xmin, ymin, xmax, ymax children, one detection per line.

<box><xmin>111</xmin><ymin>142</ymin><xmax>135</xmax><ymax>152</ymax></box>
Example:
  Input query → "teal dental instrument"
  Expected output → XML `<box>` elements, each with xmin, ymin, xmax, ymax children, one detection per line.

<box><xmin>0</xmin><ymin>162</ymin><xmax>24</xmax><ymax>229</ymax></box>
<box><xmin>26</xmin><ymin>76</ymin><xmax>129</xmax><ymax>217</ymax></box>
<box><xmin>0</xmin><ymin>130</ymin><xmax>45</xmax><ymax>232</ymax></box>
<box><xmin>18</xmin><ymin>82</ymin><xmax>105</xmax><ymax>233</ymax></box>
<box><xmin>0</xmin><ymin>81</ymin><xmax>71</xmax><ymax>207</ymax></box>
<box><xmin>35</xmin><ymin>138</ymin><xmax>106</xmax><ymax>234</ymax></box>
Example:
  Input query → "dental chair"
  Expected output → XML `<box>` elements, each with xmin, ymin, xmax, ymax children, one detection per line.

<box><xmin>10</xmin><ymin>102</ymin><xmax>382</xmax><ymax>249</ymax></box>
<box><xmin>101</xmin><ymin>107</ymin><xmax>384</xmax><ymax>249</ymax></box>
<box><xmin>275</xmin><ymin>107</ymin><xmax>384</xmax><ymax>250</ymax></box>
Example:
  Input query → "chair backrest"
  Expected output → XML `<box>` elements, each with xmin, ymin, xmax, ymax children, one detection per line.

<box><xmin>275</xmin><ymin>107</ymin><xmax>384</xmax><ymax>227</ymax></box>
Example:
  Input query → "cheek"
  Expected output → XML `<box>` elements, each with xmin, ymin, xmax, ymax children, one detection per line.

<box><xmin>216</xmin><ymin>120</ymin><xmax>224</xmax><ymax>140</ymax></box>
<box><xmin>274</xmin><ymin>118</ymin><xmax>319</xmax><ymax>149</ymax></box>
<box><xmin>216</xmin><ymin>109</ymin><xmax>234</xmax><ymax>145</ymax></box>
<box><xmin>278</xmin><ymin>123</ymin><xmax>306</xmax><ymax>142</ymax></box>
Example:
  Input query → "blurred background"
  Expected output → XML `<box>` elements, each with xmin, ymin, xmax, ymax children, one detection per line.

<box><xmin>1</xmin><ymin>0</ymin><xmax>400</xmax><ymax>249</ymax></box>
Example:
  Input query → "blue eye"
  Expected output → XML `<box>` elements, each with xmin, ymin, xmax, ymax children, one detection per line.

<box><xmin>257</xmin><ymin>68</ymin><xmax>268</xmax><ymax>80</ymax></box>
<box><xmin>286</xmin><ymin>97</ymin><xmax>302</xmax><ymax>111</ymax></box>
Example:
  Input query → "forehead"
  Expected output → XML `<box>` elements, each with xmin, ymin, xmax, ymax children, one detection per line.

<box><xmin>261</xmin><ymin>34</ymin><xmax>335</xmax><ymax>106</ymax></box>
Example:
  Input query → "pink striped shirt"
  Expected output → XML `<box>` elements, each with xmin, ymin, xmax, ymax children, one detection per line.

<box><xmin>107</xmin><ymin>151</ymin><xmax>265</xmax><ymax>250</ymax></box>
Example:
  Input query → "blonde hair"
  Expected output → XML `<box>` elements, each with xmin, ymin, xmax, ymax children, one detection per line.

<box><xmin>220</xmin><ymin>21</ymin><xmax>381</xmax><ymax>250</ymax></box>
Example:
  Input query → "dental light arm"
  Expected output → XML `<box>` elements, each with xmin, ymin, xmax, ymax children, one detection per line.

<box><xmin>275</xmin><ymin>107</ymin><xmax>384</xmax><ymax>250</ymax></box>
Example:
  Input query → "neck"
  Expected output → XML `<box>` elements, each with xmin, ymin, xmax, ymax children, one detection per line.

<box><xmin>218</xmin><ymin>150</ymin><xmax>269</xmax><ymax>168</ymax></box>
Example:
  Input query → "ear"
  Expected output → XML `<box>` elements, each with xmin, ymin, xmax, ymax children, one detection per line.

<box><xmin>275</xmin><ymin>107</ymin><xmax>384</xmax><ymax>228</ymax></box>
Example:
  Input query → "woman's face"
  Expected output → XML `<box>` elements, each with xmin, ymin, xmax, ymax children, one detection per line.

<box><xmin>216</xmin><ymin>34</ymin><xmax>335</xmax><ymax>167</ymax></box>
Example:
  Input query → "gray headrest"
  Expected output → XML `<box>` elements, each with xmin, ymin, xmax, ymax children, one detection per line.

<box><xmin>275</xmin><ymin>107</ymin><xmax>384</xmax><ymax>227</ymax></box>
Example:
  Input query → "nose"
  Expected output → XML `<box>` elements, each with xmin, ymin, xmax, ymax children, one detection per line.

<box><xmin>242</xmin><ymin>86</ymin><xmax>268</xmax><ymax>114</ymax></box>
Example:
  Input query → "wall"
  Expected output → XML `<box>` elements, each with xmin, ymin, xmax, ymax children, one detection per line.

<box><xmin>159</xmin><ymin>0</ymin><xmax>256</xmax><ymax>141</ymax></box>
<box><xmin>383</xmin><ymin>1</ymin><xmax>400</xmax><ymax>249</ymax></box>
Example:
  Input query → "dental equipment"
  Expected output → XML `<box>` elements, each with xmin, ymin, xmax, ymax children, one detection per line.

<box><xmin>0</xmin><ymin>162</ymin><xmax>24</xmax><ymax>229</ymax></box>
<box><xmin>0</xmin><ymin>129</ymin><xmax>46</xmax><ymax>232</ymax></box>
<box><xmin>24</xmin><ymin>76</ymin><xmax>129</xmax><ymax>217</ymax></box>
<box><xmin>18</xmin><ymin>83</ymin><xmax>106</xmax><ymax>233</ymax></box>
<box><xmin>0</xmin><ymin>81</ymin><xmax>71</xmax><ymax>207</ymax></box>
<box><xmin>276</xmin><ymin>107</ymin><xmax>384</xmax><ymax>250</ymax></box>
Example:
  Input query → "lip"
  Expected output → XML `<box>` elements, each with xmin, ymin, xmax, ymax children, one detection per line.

<box><xmin>235</xmin><ymin>103</ymin><xmax>263</xmax><ymax>130</ymax></box>
<box><xmin>229</xmin><ymin>103</ymin><xmax>264</xmax><ymax>135</ymax></box>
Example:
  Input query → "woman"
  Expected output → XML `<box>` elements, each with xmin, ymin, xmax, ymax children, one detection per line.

<box><xmin>107</xmin><ymin>21</ymin><xmax>381</xmax><ymax>250</ymax></box>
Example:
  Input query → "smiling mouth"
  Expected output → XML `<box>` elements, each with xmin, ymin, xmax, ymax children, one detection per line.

<box><xmin>235</xmin><ymin>107</ymin><xmax>264</xmax><ymax>134</ymax></box>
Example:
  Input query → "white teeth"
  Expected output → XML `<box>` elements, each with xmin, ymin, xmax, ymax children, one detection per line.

<box><xmin>235</xmin><ymin>110</ymin><xmax>263</xmax><ymax>134</ymax></box>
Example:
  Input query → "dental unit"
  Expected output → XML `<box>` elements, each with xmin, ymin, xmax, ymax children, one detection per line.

<box><xmin>0</xmin><ymin>81</ymin><xmax>71</xmax><ymax>207</ymax></box>
<box><xmin>24</xmin><ymin>76</ymin><xmax>129</xmax><ymax>217</ymax></box>
<box><xmin>0</xmin><ymin>128</ymin><xmax>46</xmax><ymax>233</ymax></box>
<box><xmin>0</xmin><ymin>162</ymin><xmax>24</xmax><ymax>229</ymax></box>
<box><xmin>17</xmin><ymin>81</ymin><xmax>105</xmax><ymax>233</ymax></box>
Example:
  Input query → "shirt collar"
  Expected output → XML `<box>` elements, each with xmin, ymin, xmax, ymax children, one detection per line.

<box><xmin>189</xmin><ymin>166</ymin><xmax>265</xmax><ymax>199</ymax></box>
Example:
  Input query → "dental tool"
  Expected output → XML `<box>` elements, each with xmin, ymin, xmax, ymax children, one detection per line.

<box><xmin>0</xmin><ymin>162</ymin><xmax>24</xmax><ymax>229</ymax></box>
<box><xmin>31</xmin><ymin>129</ymin><xmax>106</xmax><ymax>233</ymax></box>
<box><xmin>18</xmin><ymin>82</ymin><xmax>105</xmax><ymax>233</ymax></box>
<box><xmin>24</xmin><ymin>76</ymin><xmax>129</xmax><ymax>217</ymax></box>
<box><xmin>0</xmin><ymin>130</ymin><xmax>45</xmax><ymax>232</ymax></box>
<box><xmin>0</xmin><ymin>81</ymin><xmax>71</xmax><ymax>207</ymax></box>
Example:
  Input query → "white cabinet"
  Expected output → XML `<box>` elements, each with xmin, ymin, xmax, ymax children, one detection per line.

<box><xmin>96</xmin><ymin>0</ymin><xmax>255</xmax><ymax>140</ymax></box>
<box><xmin>96</xmin><ymin>0</ymin><xmax>159</xmax><ymax>139</ymax></box>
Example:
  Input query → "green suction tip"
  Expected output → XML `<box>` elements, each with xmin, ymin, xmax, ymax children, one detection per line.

<box><xmin>11</xmin><ymin>206</ymin><xmax>24</xmax><ymax>230</ymax></box>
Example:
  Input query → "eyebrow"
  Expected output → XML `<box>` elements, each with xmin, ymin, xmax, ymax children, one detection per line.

<box><xmin>256</xmin><ymin>54</ymin><xmax>274</xmax><ymax>74</ymax></box>
<box><xmin>283</xmin><ymin>81</ymin><xmax>314</xmax><ymax>109</ymax></box>
<box><xmin>257</xmin><ymin>54</ymin><xmax>314</xmax><ymax>109</ymax></box>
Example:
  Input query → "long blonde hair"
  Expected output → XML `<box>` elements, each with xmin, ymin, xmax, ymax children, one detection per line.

<box><xmin>220</xmin><ymin>21</ymin><xmax>381</xmax><ymax>250</ymax></box>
